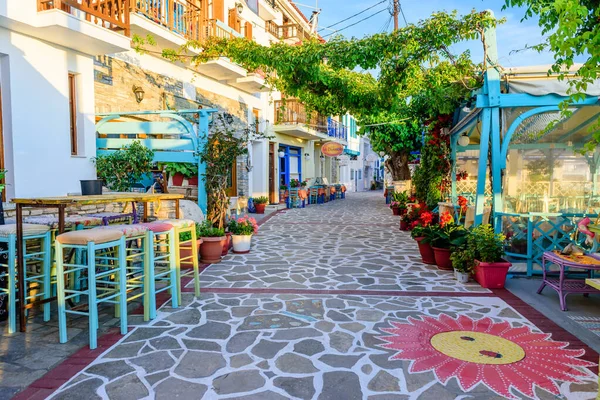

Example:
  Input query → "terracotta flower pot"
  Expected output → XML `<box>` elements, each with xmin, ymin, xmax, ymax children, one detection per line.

<box><xmin>255</xmin><ymin>204</ymin><xmax>266</xmax><ymax>214</ymax></box>
<box><xmin>222</xmin><ymin>232</ymin><xmax>232</xmax><ymax>256</ymax></box>
<box><xmin>232</xmin><ymin>234</ymin><xmax>252</xmax><ymax>253</ymax></box>
<box><xmin>392</xmin><ymin>207</ymin><xmax>401</xmax><ymax>216</ymax></box>
<box><xmin>432</xmin><ymin>247</ymin><xmax>453</xmax><ymax>270</ymax></box>
<box><xmin>179</xmin><ymin>239</ymin><xmax>202</xmax><ymax>262</ymax></box>
<box><xmin>171</xmin><ymin>173</ymin><xmax>185</xmax><ymax>186</ymax></box>
<box><xmin>399</xmin><ymin>220</ymin><xmax>409</xmax><ymax>231</ymax></box>
<box><xmin>474</xmin><ymin>259</ymin><xmax>512</xmax><ymax>288</ymax></box>
<box><xmin>200</xmin><ymin>236</ymin><xmax>227</xmax><ymax>264</ymax></box>
<box><xmin>188</xmin><ymin>176</ymin><xmax>198</xmax><ymax>186</ymax></box>
<box><xmin>415</xmin><ymin>237</ymin><xmax>436</xmax><ymax>265</ymax></box>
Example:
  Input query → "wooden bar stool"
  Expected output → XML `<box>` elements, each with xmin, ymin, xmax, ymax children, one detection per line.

<box><xmin>309</xmin><ymin>188</ymin><xmax>319</xmax><ymax>205</ymax></box>
<box><xmin>0</xmin><ymin>224</ymin><xmax>52</xmax><ymax>334</ymax></box>
<box><xmin>139</xmin><ymin>221</ymin><xmax>178</xmax><ymax>319</ymax></box>
<box><xmin>162</xmin><ymin>219</ymin><xmax>200</xmax><ymax>302</ymax></box>
<box><xmin>55</xmin><ymin>229</ymin><xmax>127</xmax><ymax>349</ymax></box>
<box><xmin>97</xmin><ymin>224</ymin><xmax>152</xmax><ymax>321</ymax></box>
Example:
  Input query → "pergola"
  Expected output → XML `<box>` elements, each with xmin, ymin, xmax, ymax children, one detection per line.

<box><xmin>448</xmin><ymin>21</ymin><xmax>600</xmax><ymax>275</ymax></box>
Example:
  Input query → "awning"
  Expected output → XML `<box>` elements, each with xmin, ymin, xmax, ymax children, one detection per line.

<box><xmin>344</xmin><ymin>149</ymin><xmax>360</xmax><ymax>156</ymax></box>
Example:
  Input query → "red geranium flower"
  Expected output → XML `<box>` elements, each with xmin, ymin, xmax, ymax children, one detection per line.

<box><xmin>440</xmin><ymin>211</ymin><xmax>453</xmax><ymax>228</ymax></box>
<box><xmin>420</xmin><ymin>211</ymin><xmax>433</xmax><ymax>226</ymax></box>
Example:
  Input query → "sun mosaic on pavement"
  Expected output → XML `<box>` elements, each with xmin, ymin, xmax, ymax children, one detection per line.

<box><xmin>49</xmin><ymin>292</ymin><xmax>599</xmax><ymax>400</ymax></box>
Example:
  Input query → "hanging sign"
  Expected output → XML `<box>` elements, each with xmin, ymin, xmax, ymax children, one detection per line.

<box><xmin>321</xmin><ymin>142</ymin><xmax>344</xmax><ymax>157</ymax></box>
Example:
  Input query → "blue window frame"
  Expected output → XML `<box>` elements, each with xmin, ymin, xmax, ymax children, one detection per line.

<box><xmin>279</xmin><ymin>145</ymin><xmax>302</xmax><ymax>187</ymax></box>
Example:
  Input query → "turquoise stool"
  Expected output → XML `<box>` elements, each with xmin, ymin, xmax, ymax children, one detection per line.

<box><xmin>55</xmin><ymin>228</ymin><xmax>127</xmax><ymax>349</ymax></box>
<box><xmin>139</xmin><ymin>221</ymin><xmax>178</xmax><ymax>319</ymax></box>
<box><xmin>163</xmin><ymin>219</ymin><xmax>200</xmax><ymax>303</ymax></box>
<box><xmin>0</xmin><ymin>224</ymin><xmax>52</xmax><ymax>334</ymax></box>
<box><xmin>97</xmin><ymin>224</ymin><xmax>152</xmax><ymax>321</ymax></box>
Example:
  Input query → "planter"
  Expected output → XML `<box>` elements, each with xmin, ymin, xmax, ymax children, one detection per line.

<box><xmin>255</xmin><ymin>203</ymin><xmax>266</xmax><ymax>214</ymax></box>
<box><xmin>171</xmin><ymin>173</ymin><xmax>185</xmax><ymax>186</ymax></box>
<box><xmin>222</xmin><ymin>232</ymin><xmax>232</xmax><ymax>256</ymax></box>
<box><xmin>200</xmin><ymin>236</ymin><xmax>227</xmax><ymax>264</ymax></box>
<box><xmin>80</xmin><ymin>179</ymin><xmax>103</xmax><ymax>195</ymax></box>
<box><xmin>392</xmin><ymin>207</ymin><xmax>401</xmax><ymax>216</ymax></box>
<box><xmin>455</xmin><ymin>271</ymin><xmax>470</xmax><ymax>283</ymax></box>
<box><xmin>392</xmin><ymin>180</ymin><xmax>411</xmax><ymax>194</ymax></box>
<box><xmin>474</xmin><ymin>259</ymin><xmax>512</xmax><ymax>288</ymax></box>
<box><xmin>232</xmin><ymin>234</ymin><xmax>252</xmax><ymax>254</ymax></box>
<box><xmin>415</xmin><ymin>237</ymin><xmax>436</xmax><ymax>265</ymax></box>
<box><xmin>399</xmin><ymin>220</ymin><xmax>410</xmax><ymax>231</ymax></box>
<box><xmin>188</xmin><ymin>176</ymin><xmax>199</xmax><ymax>186</ymax></box>
<box><xmin>432</xmin><ymin>247</ymin><xmax>453</xmax><ymax>270</ymax></box>
<box><xmin>180</xmin><ymin>239</ymin><xmax>202</xmax><ymax>261</ymax></box>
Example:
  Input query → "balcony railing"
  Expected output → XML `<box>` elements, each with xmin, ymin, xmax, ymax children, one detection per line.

<box><xmin>132</xmin><ymin>0</ymin><xmax>203</xmax><ymax>41</ymax></box>
<box><xmin>38</xmin><ymin>0</ymin><xmax>131</xmax><ymax>35</ymax></box>
<box><xmin>327</xmin><ymin>118</ymin><xmax>348</xmax><ymax>141</ymax></box>
<box><xmin>274</xmin><ymin>100</ymin><xmax>327</xmax><ymax>134</ymax></box>
<box><xmin>265</xmin><ymin>21</ymin><xmax>312</xmax><ymax>42</ymax></box>
<box><xmin>206</xmin><ymin>19</ymin><xmax>243</xmax><ymax>40</ymax></box>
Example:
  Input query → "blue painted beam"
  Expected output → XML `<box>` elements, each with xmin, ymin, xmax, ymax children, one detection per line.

<box><xmin>477</xmin><ymin>93</ymin><xmax>599</xmax><ymax>109</ymax></box>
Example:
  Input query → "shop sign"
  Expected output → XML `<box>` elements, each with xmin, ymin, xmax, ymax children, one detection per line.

<box><xmin>321</xmin><ymin>142</ymin><xmax>344</xmax><ymax>157</ymax></box>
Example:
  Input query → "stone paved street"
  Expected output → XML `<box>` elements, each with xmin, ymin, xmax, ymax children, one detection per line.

<box><xmin>14</xmin><ymin>192</ymin><xmax>600</xmax><ymax>399</ymax></box>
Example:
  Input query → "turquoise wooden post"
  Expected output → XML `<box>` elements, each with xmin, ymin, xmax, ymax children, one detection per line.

<box><xmin>450</xmin><ymin>134</ymin><xmax>458</xmax><ymax>203</ymax></box>
<box><xmin>197</xmin><ymin>110</ymin><xmax>217</xmax><ymax>215</ymax></box>
<box><xmin>475</xmin><ymin>109</ymin><xmax>491</xmax><ymax>226</ymax></box>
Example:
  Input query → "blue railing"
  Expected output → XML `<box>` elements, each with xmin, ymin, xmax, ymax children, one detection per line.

<box><xmin>327</xmin><ymin>118</ymin><xmax>348</xmax><ymax>141</ymax></box>
<box><xmin>495</xmin><ymin>211</ymin><xmax>598</xmax><ymax>276</ymax></box>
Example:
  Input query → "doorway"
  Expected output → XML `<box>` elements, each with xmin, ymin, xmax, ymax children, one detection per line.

<box><xmin>269</xmin><ymin>142</ymin><xmax>276</xmax><ymax>204</ymax></box>
<box><xmin>278</xmin><ymin>145</ymin><xmax>302</xmax><ymax>187</ymax></box>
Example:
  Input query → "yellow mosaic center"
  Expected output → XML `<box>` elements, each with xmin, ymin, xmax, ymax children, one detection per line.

<box><xmin>430</xmin><ymin>331</ymin><xmax>525</xmax><ymax>365</ymax></box>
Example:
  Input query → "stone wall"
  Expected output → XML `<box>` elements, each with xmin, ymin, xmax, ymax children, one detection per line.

<box><xmin>94</xmin><ymin>55</ymin><xmax>250</xmax><ymax>198</ymax></box>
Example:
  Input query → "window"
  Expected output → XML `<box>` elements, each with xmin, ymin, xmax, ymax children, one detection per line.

<box><xmin>68</xmin><ymin>73</ymin><xmax>78</xmax><ymax>155</ymax></box>
<box><xmin>358</xmin><ymin>169</ymin><xmax>362</xmax><ymax>180</ymax></box>
<box><xmin>350</xmin><ymin>169</ymin><xmax>354</xmax><ymax>180</ymax></box>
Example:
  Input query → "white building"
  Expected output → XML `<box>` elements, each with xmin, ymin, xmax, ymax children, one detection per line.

<box><xmin>0</xmin><ymin>0</ymin><xmax>130</xmax><ymax>200</ymax></box>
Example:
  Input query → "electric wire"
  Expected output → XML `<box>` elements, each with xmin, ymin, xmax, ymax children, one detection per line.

<box><xmin>399</xmin><ymin>1</ymin><xmax>408</xmax><ymax>26</ymax></box>
<box><xmin>318</xmin><ymin>0</ymin><xmax>387</xmax><ymax>32</ymax></box>
<box><xmin>322</xmin><ymin>8</ymin><xmax>388</xmax><ymax>38</ymax></box>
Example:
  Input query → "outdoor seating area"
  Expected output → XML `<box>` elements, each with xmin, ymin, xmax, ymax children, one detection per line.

<box><xmin>284</xmin><ymin>183</ymin><xmax>347</xmax><ymax>208</ymax></box>
<box><xmin>0</xmin><ymin>193</ymin><xmax>200</xmax><ymax>349</ymax></box>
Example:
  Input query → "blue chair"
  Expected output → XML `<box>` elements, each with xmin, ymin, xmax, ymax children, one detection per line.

<box><xmin>0</xmin><ymin>224</ymin><xmax>52</xmax><ymax>334</ymax></box>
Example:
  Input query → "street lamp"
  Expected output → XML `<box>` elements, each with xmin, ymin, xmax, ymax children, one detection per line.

<box><xmin>378</xmin><ymin>151</ymin><xmax>385</xmax><ymax>157</ymax></box>
<box><xmin>235</xmin><ymin>2</ymin><xmax>244</xmax><ymax>15</ymax></box>
<box><xmin>458</xmin><ymin>134</ymin><xmax>470</xmax><ymax>147</ymax></box>
<box><xmin>278</xmin><ymin>150</ymin><xmax>285</xmax><ymax>158</ymax></box>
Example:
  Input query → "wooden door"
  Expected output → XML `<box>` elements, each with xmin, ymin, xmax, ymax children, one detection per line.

<box><xmin>213</xmin><ymin>0</ymin><xmax>224</xmax><ymax>22</ymax></box>
<box><xmin>226</xmin><ymin>161</ymin><xmax>237</xmax><ymax>197</ymax></box>
<box><xmin>269</xmin><ymin>142</ymin><xmax>275</xmax><ymax>204</ymax></box>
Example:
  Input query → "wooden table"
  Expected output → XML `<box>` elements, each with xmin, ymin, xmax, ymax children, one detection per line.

<box><xmin>11</xmin><ymin>193</ymin><xmax>184</xmax><ymax>332</ymax></box>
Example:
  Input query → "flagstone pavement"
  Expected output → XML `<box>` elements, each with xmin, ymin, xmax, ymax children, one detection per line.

<box><xmin>13</xmin><ymin>192</ymin><xmax>600</xmax><ymax>399</ymax></box>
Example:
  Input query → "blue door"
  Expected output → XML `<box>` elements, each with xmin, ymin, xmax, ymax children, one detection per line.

<box><xmin>279</xmin><ymin>145</ymin><xmax>302</xmax><ymax>187</ymax></box>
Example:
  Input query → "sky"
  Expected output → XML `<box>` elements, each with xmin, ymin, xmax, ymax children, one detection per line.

<box><xmin>293</xmin><ymin>0</ymin><xmax>561</xmax><ymax>68</ymax></box>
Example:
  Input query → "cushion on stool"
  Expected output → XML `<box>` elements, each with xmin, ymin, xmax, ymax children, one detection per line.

<box><xmin>0</xmin><ymin>223</ymin><xmax>51</xmax><ymax>238</ymax></box>
<box><xmin>97</xmin><ymin>224</ymin><xmax>148</xmax><ymax>238</ymax></box>
<box><xmin>163</xmin><ymin>219</ymin><xmax>196</xmax><ymax>229</ymax></box>
<box><xmin>56</xmin><ymin>228</ymin><xmax>123</xmax><ymax>245</ymax></box>
<box><xmin>139</xmin><ymin>222</ymin><xmax>173</xmax><ymax>233</ymax></box>
<box><xmin>88</xmin><ymin>212</ymin><xmax>133</xmax><ymax>223</ymax></box>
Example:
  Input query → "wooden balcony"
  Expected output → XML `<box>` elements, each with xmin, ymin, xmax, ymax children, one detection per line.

<box><xmin>265</xmin><ymin>21</ymin><xmax>312</xmax><ymax>43</ymax></box>
<box><xmin>206</xmin><ymin>19</ymin><xmax>243</xmax><ymax>40</ymax></box>
<box><xmin>38</xmin><ymin>0</ymin><xmax>130</xmax><ymax>35</ymax></box>
<box><xmin>131</xmin><ymin>0</ymin><xmax>203</xmax><ymax>41</ymax></box>
<box><xmin>274</xmin><ymin>100</ymin><xmax>328</xmax><ymax>139</ymax></box>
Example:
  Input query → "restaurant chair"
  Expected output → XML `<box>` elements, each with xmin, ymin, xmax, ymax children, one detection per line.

<box><xmin>309</xmin><ymin>188</ymin><xmax>319</xmax><ymax>205</ymax></box>
<box><xmin>162</xmin><ymin>219</ymin><xmax>200</xmax><ymax>302</ymax></box>
<box><xmin>55</xmin><ymin>228</ymin><xmax>127</xmax><ymax>349</ymax></box>
<box><xmin>0</xmin><ymin>224</ymin><xmax>52</xmax><ymax>334</ymax></box>
<box><xmin>288</xmin><ymin>189</ymin><xmax>299</xmax><ymax>209</ymax></box>
<box><xmin>138</xmin><ymin>221</ymin><xmax>179</xmax><ymax>319</ymax></box>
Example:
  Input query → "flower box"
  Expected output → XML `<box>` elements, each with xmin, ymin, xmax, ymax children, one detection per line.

<box><xmin>474</xmin><ymin>259</ymin><xmax>512</xmax><ymax>288</ymax></box>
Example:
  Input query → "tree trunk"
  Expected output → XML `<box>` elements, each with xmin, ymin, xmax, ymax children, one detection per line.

<box><xmin>386</xmin><ymin>150</ymin><xmax>411</xmax><ymax>181</ymax></box>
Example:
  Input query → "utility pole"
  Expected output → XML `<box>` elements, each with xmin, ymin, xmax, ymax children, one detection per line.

<box><xmin>392</xmin><ymin>0</ymin><xmax>399</xmax><ymax>30</ymax></box>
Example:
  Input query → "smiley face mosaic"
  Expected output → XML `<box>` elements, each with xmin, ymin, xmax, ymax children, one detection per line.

<box><xmin>378</xmin><ymin>314</ymin><xmax>596</xmax><ymax>399</ymax></box>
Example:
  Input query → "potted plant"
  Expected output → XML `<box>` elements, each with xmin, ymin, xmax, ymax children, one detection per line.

<box><xmin>429</xmin><ymin>211</ymin><xmax>468</xmax><ymax>270</ymax></box>
<box><xmin>198</xmin><ymin>221</ymin><xmax>227</xmax><ymax>264</ymax></box>
<box><xmin>162</xmin><ymin>162</ymin><xmax>198</xmax><ymax>186</ymax></box>
<box><xmin>290</xmin><ymin>179</ymin><xmax>301</xmax><ymax>189</ymax></box>
<box><xmin>411</xmin><ymin>211</ymin><xmax>436</xmax><ymax>265</ymax></box>
<box><xmin>470</xmin><ymin>224</ymin><xmax>511</xmax><ymax>288</ymax></box>
<box><xmin>279</xmin><ymin>185</ymin><xmax>288</xmax><ymax>204</ymax></box>
<box><xmin>390</xmin><ymin>191</ymin><xmax>409</xmax><ymax>216</ymax></box>
<box><xmin>94</xmin><ymin>140</ymin><xmax>155</xmax><ymax>192</ymax></box>
<box><xmin>450</xmin><ymin>244</ymin><xmax>475</xmax><ymax>283</ymax></box>
<box><xmin>228</xmin><ymin>216</ymin><xmax>259</xmax><ymax>254</ymax></box>
<box><xmin>301</xmin><ymin>180</ymin><xmax>308</xmax><ymax>188</ymax></box>
<box><xmin>179</xmin><ymin>223</ymin><xmax>202</xmax><ymax>261</ymax></box>
<box><xmin>253</xmin><ymin>196</ymin><xmax>269</xmax><ymax>214</ymax></box>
